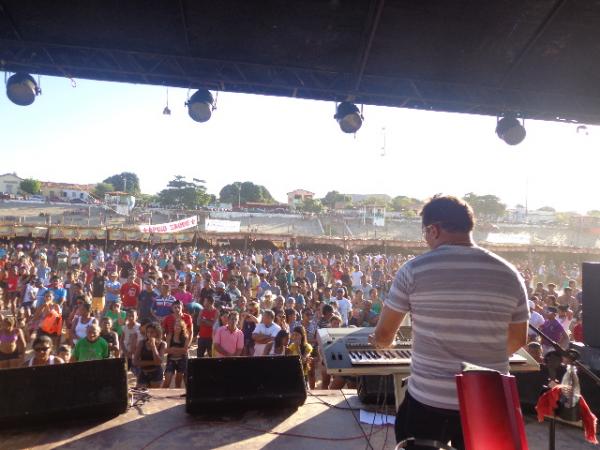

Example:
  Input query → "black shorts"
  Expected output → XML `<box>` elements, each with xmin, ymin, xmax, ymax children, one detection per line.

<box><xmin>137</xmin><ymin>367</ymin><xmax>164</xmax><ymax>385</ymax></box>
<box><xmin>165</xmin><ymin>358</ymin><xmax>187</xmax><ymax>374</ymax></box>
<box><xmin>0</xmin><ymin>348</ymin><xmax>20</xmax><ymax>361</ymax></box>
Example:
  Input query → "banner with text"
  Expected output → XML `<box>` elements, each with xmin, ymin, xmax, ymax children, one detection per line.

<box><xmin>205</xmin><ymin>218</ymin><xmax>241</xmax><ymax>233</ymax></box>
<box><xmin>139</xmin><ymin>216</ymin><xmax>198</xmax><ymax>234</ymax></box>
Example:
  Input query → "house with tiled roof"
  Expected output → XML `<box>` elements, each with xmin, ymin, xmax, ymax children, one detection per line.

<box><xmin>39</xmin><ymin>181</ymin><xmax>95</xmax><ymax>202</ymax></box>
<box><xmin>0</xmin><ymin>173</ymin><xmax>24</xmax><ymax>195</ymax></box>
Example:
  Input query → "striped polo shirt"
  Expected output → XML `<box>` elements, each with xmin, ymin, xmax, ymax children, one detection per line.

<box><xmin>385</xmin><ymin>244</ymin><xmax>529</xmax><ymax>410</ymax></box>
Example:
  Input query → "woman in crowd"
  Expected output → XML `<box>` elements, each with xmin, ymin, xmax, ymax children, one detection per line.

<box><xmin>240</xmin><ymin>301</ymin><xmax>260</xmax><ymax>356</ymax></box>
<box><xmin>263</xmin><ymin>329</ymin><xmax>289</xmax><ymax>356</ymax></box>
<box><xmin>134</xmin><ymin>322</ymin><xmax>166</xmax><ymax>388</ymax></box>
<box><xmin>274</xmin><ymin>309</ymin><xmax>288</xmax><ymax>332</ymax></box>
<box><xmin>0</xmin><ymin>316</ymin><xmax>26</xmax><ymax>368</ymax></box>
<box><xmin>25</xmin><ymin>335</ymin><xmax>64</xmax><ymax>366</ymax></box>
<box><xmin>301</xmin><ymin>308</ymin><xmax>319</xmax><ymax>389</ymax></box>
<box><xmin>32</xmin><ymin>290</ymin><xmax>62</xmax><ymax>349</ymax></box>
<box><xmin>288</xmin><ymin>325</ymin><xmax>313</xmax><ymax>386</ymax></box>
<box><xmin>70</xmin><ymin>301</ymin><xmax>97</xmax><ymax>345</ymax></box>
<box><xmin>163</xmin><ymin>318</ymin><xmax>191</xmax><ymax>388</ymax></box>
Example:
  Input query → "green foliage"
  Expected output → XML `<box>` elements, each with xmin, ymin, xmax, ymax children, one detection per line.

<box><xmin>219</xmin><ymin>181</ymin><xmax>275</xmax><ymax>205</ymax></box>
<box><xmin>321</xmin><ymin>191</ymin><xmax>351</xmax><ymax>208</ymax></box>
<box><xmin>297</xmin><ymin>198</ymin><xmax>323</xmax><ymax>214</ymax></box>
<box><xmin>556</xmin><ymin>211</ymin><xmax>580</xmax><ymax>224</ymax></box>
<box><xmin>92</xmin><ymin>182</ymin><xmax>114</xmax><ymax>199</ymax></box>
<box><xmin>463</xmin><ymin>193</ymin><xmax>506</xmax><ymax>221</ymax></box>
<box><xmin>587</xmin><ymin>210</ymin><xmax>600</xmax><ymax>218</ymax></box>
<box><xmin>390</xmin><ymin>196</ymin><xmax>423</xmax><ymax>212</ymax></box>
<box><xmin>538</xmin><ymin>206</ymin><xmax>556</xmax><ymax>212</ymax></box>
<box><xmin>103</xmin><ymin>172</ymin><xmax>141</xmax><ymax>194</ymax></box>
<box><xmin>136</xmin><ymin>193</ymin><xmax>159</xmax><ymax>207</ymax></box>
<box><xmin>158</xmin><ymin>176</ymin><xmax>210</xmax><ymax>209</ymax></box>
<box><xmin>19</xmin><ymin>178</ymin><xmax>41</xmax><ymax>195</ymax></box>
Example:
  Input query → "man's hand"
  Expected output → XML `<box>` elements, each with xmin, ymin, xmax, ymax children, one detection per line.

<box><xmin>368</xmin><ymin>333</ymin><xmax>382</xmax><ymax>348</ymax></box>
<box><xmin>372</xmin><ymin>306</ymin><xmax>406</xmax><ymax>349</ymax></box>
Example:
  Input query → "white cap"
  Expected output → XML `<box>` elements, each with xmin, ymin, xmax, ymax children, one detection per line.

<box><xmin>528</xmin><ymin>300</ymin><xmax>535</xmax><ymax>308</ymax></box>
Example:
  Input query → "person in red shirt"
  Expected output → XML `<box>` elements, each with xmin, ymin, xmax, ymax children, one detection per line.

<box><xmin>135</xmin><ymin>261</ymin><xmax>144</xmax><ymax>278</ymax></box>
<box><xmin>162</xmin><ymin>300</ymin><xmax>193</xmax><ymax>336</ymax></box>
<box><xmin>83</xmin><ymin>262</ymin><xmax>95</xmax><ymax>290</ymax></box>
<box><xmin>197</xmin><ymin>297</ymin><xmax>217</xmax><ymax>357</ymax></box>
<box><xmin>331</xmin><ymin>263</ymin><xmax>343</xmax><ymax>281</ymax></box>
<box><xmin>572</xmin><ymin>319</ymin><xmax>584</xmax><ymax>343</ymax></box>
<box><xmin>120</xmin><ymin>274</ymin><xmax>141</xmax><ymax>311</ymax></box>
<box><xmin>6</xmin><ymin>265</ymin><xmax>20</xmax><ymax>316</ymax></box>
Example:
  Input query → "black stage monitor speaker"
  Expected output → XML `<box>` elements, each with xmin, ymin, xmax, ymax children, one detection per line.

<box><xmin>0</xmin><ymin>358</ymin><xmax>128</xmax><ymax>427</ymax></box>
<box><xmin>186</xmin><ymin>355</ymin><xmax>307</xmax><ymax>414</ymax></box>
<box><xmin>582</xmin><ymin>262</ymin><xmax>600</xmax><ymax>347</ymax></box>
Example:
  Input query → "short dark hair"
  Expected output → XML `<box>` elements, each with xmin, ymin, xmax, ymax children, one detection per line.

<box><xmin>420</xmin><ymin>195</ymin><xmax>475</xmax><ymax>233</ymax></box>
<box><xmin>322</xmin><ymin>304</ymin><xmax>334</xmax><ymax>315</ymax></box>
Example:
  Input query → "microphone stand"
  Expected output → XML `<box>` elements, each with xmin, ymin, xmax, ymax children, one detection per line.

<box><xmin>528</xmin><ymin>324</ymin><xmax>600</xmax><ymax>450</ymax></box>
<box><xmin>528</xmin><ymin>324</ymin><xmax>600</xmax><ymax>387</ymax></box>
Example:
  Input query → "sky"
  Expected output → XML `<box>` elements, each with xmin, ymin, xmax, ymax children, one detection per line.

<box><xmin>1</xmin><ymin>75</ymin><xmax>599</xmax><ymax>213</ymax></box>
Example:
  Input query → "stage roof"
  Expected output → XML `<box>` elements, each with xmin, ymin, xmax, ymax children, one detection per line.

<box><xmin>1</xmin><ymin>0</ymin><xmax>600</xmax><ymax>123</ymax></box>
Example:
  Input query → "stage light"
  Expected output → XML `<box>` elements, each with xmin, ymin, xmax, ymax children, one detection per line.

<box><xmin>186</xmin><ymin>89</ymin><xmax>215</xmax><ymax>123</ymax></box>
<box><xmin>163</xmin><ymin>88</ymin><xmax>171</xmax><ymax>115</ymax></box>
<box><xmin>496</xmin><ymin>114</ymin><xmax>526</xmax><ymax>145</ymax></box>
<box><xmin>334</xmin><ymin>102</ymin><xmax>363</xmax><ymax>133</ymax></box>
<box><xmin>6</xmin><ymin>73</ymin><xmax>41</xmax><ymax>106</ymax></box>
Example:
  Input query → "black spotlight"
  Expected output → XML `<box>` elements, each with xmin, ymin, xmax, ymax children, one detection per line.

<box><xmin>185</xmin><ymin>89</ymin><xmax>215</xmax><ymax>123</ymax></box>
<box><xmin>6</xmin><ymin>73</ymin><xmax>41</xmax><ymax>106</ymax></box>
<box><xmin>334</xmin><ymin>102</ymin><xmax>363</xmax><ymax>133</ymax></box>
<box><xmin>496</xmin><ymin>114</ymin><xmax>526</xmax><ymax>145</ymax></box>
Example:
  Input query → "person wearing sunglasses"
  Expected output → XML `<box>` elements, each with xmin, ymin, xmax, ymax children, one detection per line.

<box><xmin>25</xmin><ymin>335</ymin><xmax>64</xmax><ymax>366</ymax></box>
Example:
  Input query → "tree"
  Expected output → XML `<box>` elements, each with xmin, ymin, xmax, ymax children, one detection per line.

<box><xmin>297</xmin><ymin>198</ymin><xmax>323</xmax><ymax>214</ymax></box>
<box><xmin>136</xmin><ymin>193</ymin><xmax>159</xmax><ymax>207</ymax></box>
<box><xmin>538</xmin><ymin>206</ymin><xmax>556</xmax><ymax>212</ymax></box>
<box><xmin>556</xmin><ymin>211</ymin><xmax>580</xmax><ymax>225</ymax></box>
<box><xmin>219</xmin><ymin>181</ymin><xmax>275</xmax><ymax>206</ymax></box>
<box><xmin>463</xmin><ymin>193</ymin><xmax>506</xmax><ymax>221</ymax></box>
<box><xmin>390</xmin><ymin>196</ymin><xmax>423</xmax><ymax>212</ymax></box>
<box><xmin>92</xmin><ymin>182</ymin><xmax>114</xmax><ymax>199</ymax></box>
<box><xmin>321</xmin><ymin>191</ymin><xmax>351</xmax><ymax>208</ymax></box>
<box><xmin>19</xmin><ymin>178</ymin><xmax>41</xmax><ymax>195</ymax></box>
<box><xmin>103</xmin><ymin>172</ymin><xmax>141</xmax><ymax>194</ymax></box>
<box><xmin>158</xmin><ymin>176</ymin><xmax>211</xmax><ymax>209</ymax></box>
<box><xmin>587</xmin><ymin>210</ymin><xmax>600</xmax><ymax>218</ymax></box>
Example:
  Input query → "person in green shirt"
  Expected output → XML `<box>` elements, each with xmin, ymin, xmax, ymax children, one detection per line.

<box><xmin>79</xmin><ymin>247</ymin><xmax>90</xmax><ymax>265</ymax></box>
<box><xmin>105</xmin><ymin>301</ymin><xmax>127</xmax><ymax>336</ymax></box>
<box><xmin>71</xmin><ymin>323</ymin><xmax>109</xmax><ymax>362</ymax></box>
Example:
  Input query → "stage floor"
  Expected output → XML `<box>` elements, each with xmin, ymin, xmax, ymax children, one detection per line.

<box><xmin>0</xmin><ymin>389</ymin><xmax>596</xmax><ymax>450</ymax></box>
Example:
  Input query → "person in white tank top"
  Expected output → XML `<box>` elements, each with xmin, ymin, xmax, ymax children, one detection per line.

<box><xmin>71</xmin><ymin>303</ymin><xmax>97</xmax><ymax>344</ymax></box>
<box><xmin>25</xmin><ymin>336</ymin><xmax>64</xmax><ymax>366</ymax></box>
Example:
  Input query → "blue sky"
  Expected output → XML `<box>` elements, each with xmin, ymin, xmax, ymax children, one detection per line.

<box><xmin>1</xmin><ymin>75</ymin><xmax>598</xmax><ymax>212</ymax></box>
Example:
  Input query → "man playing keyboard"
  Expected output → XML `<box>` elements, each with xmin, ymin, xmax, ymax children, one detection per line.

<box><xmin>371</xmin><ymin>195</ymin><xmax>529</xmax><ymax>450</ymax></box>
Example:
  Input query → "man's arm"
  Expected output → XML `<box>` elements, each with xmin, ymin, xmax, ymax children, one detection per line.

<box><xmin>253</xmin><ymin>333</ymin><xmax>272</xmax><ymax>343</ymax></box>
<box><xmin>213</xmin><ymin>330</ymin><xmax>229</xmax><ymax>356</ymax></box>
<box><xmin>507</xmin><ymin>321</ymin><xmax>528</xmax><ymax>355</ymax></box>
<box><xmin>371</xmin><ymin>305</ymin><xmax>406</xmax><ymax>348</ymax></box>
<box><xmin>233</xmin><ymin>333</ymin><xmax>243</xmax><ymax>356</ymax></box>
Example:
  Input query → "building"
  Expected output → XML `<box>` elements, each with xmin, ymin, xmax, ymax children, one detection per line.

<box><xmin>0</xmin><ymin>173</ymin><xmax>23</xmax><ymax>195</ymax></box>
<box><xmin>287</xmin><ymin>189</ymin><xmax>314</xmax><ymax>210</ymax></box>
<box><xmin>504</xmin><ymin>206</ymin><xmax>556</xmax><ymax>224</ymax></box>
<box><xmin>40</xmin><ymin>182</ymin><xmax>95</xmax><ymax>202</ymax></box>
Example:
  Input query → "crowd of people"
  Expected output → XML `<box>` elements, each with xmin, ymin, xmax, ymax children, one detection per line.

<box><xmin>0</xmin><ymin>240</ymin><xmax>587</xmax><ymax>389</ymax></box>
